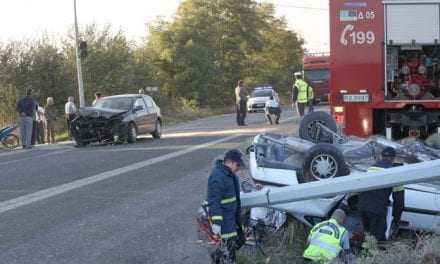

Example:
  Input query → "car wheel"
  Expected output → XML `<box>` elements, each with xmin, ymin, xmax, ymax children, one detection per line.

<box><xmin>152</xmin><ymin>120</ymin><xmax>162</xmax><ymax>139</ymax></box>
<box><xmin>2</xmin><ymin>134</ymin><xmax>19</xmax><ymax>149</ymax></box>
<box><xmin>127</xmin><ymin>123</ymin><xmax>137</xmax><ymax>143</ymax></box>
<box><xmin>75</xmin><ymin>139</ymin><xmax>89</xmax><ymax>147</ymax></box>
<box><xmin>299</xmin><ymin>111</ymin><xmax>337</xmax><ymax>143</ymax></box>
<box><xmin>302</xmin><ymin>143</ymin><xmax>349</xmax><ymax>182</ymax></box>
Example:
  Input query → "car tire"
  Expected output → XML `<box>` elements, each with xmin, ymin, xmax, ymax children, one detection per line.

<box><xmin>2</xmin><ymin>134</ymin><xmax>19</xmax><ymax>149</ymax></box>
<box><xmin>299</xmin><ymin>111</ymin><xmax>337</xmax><ymax>143</ymax></box>
<box><xmin>127</xmin><ymin>123</ymin><xmax>137</xmax><ymax>143</ymax></box>
<box><xmin>302</xmin><ymin>143</ymin><xmax>349</xmax><ymax>182</ymax></box>
<box><xmin>152</xmin><ymin>120</ymin><xmax>162</xmax><ymax>139</ymax></box>
<box><xmin>75</xmin><ymin>139</ymin><xmax>89</xmax><ymax>147</ymax></box>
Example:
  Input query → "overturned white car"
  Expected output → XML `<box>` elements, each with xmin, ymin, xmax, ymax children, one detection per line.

<box><xmin>246</xmin><ymin>112</ymin><xmax>440</xmax><ymax>241</ymax></box>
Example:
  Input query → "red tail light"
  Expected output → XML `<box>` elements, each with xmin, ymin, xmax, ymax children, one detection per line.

<box><xmin>333</xmin><ymin>106</ymin><xmax>345</xmax><ymax>124</ymax></box>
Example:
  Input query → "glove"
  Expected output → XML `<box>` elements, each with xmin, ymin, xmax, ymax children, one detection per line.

<box><xmin>211</xmin><ymin>224</ymin><xmax>221</xmax><ymax>236</ymax></box>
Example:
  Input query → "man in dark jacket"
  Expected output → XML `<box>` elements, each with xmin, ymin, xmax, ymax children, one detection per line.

<box><xmin>16</xmin><ymin>88</ymin><xmax>36</xmax><ymax>149</ymax></box>
<box><xmin>358</xmin><ymin>147</ymin><xmax>396</xmax><ymax>241</ymax></box>
<box><xmin>235</xmin><ymin>80</ymin><xmax>247</xmax><ymax>126</ymax></box>
<box><xmin>207</xmin><ymin>149</ymin><xmax>245</xmax><ymax>264</ymax></box>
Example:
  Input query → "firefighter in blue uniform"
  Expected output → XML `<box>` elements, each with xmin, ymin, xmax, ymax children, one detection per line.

<box><xmin>358</xmin><ymin>147</ymin><xmax>396</xmax><ymax>241</ymax></box>
<box><xmin>207</xmin><ymin>149</ymin><xmax>246</xmax><ymax>264</ymax></box>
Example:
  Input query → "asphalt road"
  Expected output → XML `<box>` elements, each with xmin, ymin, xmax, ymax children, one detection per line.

<box><xmin>0</xmin><ymin>107</ymin><xmax>319</xmax><ymax>264</ymax></box>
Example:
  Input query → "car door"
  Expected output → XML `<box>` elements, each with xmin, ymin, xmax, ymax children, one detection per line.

<box><xmin>142</xmin><ymin>96</ymin><xmax>157</xmax><ymax>132</ymax></box>
<box><xmin>133</xmin><ymin>97</ymin><xmax>149</xmax><ymax>134</ymax></box>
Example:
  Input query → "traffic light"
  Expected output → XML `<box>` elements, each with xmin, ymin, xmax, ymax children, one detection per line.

<box><xmin>79</xmin><ymin>40</ymin><xmax>88</xmax><ymax>58</ymax></box>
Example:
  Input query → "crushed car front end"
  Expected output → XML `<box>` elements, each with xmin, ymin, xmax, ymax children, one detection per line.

<box><xmin>71</xmin><ymin>107</ymin><xmax>129</xmax><ymax>146</ymax></box>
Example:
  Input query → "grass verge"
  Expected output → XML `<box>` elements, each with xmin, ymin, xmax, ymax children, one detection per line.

<box><xmin>237</xmin><ymin>218</ymin><xmax>308</xmax><ymax>264</ymax></box>
<box><xmin>162</xmin><ymin>106</ymin><xmax>234</xmax><ymax>125</ymax></box>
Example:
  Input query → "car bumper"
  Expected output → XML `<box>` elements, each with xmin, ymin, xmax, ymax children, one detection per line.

<box><xmin>247</xmin><ymin>103</ymin><xmax>266</xmax><ymax>111</ymax></box>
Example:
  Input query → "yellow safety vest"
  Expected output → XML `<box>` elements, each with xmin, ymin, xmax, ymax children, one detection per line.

<box><xmin>295</xmin><ymin>79</ymin><xmax>313</xmax><ymax>103</ymax></box>
<box><xmin>393</xmin><ymin>186</ymin><xmax>404</xmax><ymax>192</ymax></box>
<box><xmin>303</xmin><ymin>219</ymin><xmax>346</xmax><ymax>262</ymax></box>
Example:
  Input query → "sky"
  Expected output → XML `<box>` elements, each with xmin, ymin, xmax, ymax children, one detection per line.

<box><xmin>0</xmin><ymin>0</ymin><xmax>329</xmax><ymax>52</ymax></box>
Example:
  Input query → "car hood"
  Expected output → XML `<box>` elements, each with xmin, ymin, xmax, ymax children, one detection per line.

<box><xmin>248</xmin><ymin>97</ymin><xmax>270</xmax><ymax>104</ymax></box>
<box><xmin>78</xmin><ymin>107</ymin><xmax>128</xmax><ymax>119</ymax></box>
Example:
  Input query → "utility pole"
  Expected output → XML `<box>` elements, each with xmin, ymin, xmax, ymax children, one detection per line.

<box><xmin>73</xmin><ymin>0</ymin><xmax>85</xmax><ymax>107</ymax></box>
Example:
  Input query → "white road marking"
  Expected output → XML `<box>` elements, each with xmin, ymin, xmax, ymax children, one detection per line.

<box><xmin>0</xmin><ymin>149</ymin><xmax>28</xmax><ymax>158</ymax></box>
<box><xmin>0</xmin><ymin>143</ymin><xmax>73</xmax><ymax>158</ymax></box>
<box><xmin>0</xmin><ymin>135</ymin><xmax>240</xmax><ymax>214</ymax></box>
<box><xmin>0</xmin><ymin>114</ymin><xmax>298</xmax><ymax>214</ymax></box>
<box><xmin>0</xmin><ymin>150</ymin><xmax>72</xmax><ymax>166</ymax></box>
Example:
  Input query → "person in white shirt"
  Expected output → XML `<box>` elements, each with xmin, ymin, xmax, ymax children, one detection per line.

<box><xmin>35</xmin><ymin>106</ymin><xmax>45</xmax><ymax>144</ymax></box>
<box><xmin>92</xmin><ymin>92</ymin><xmax>102</xmax><ymax>106</ymax></box>
<box><xmin>65</xmin><ymin>96</ymin><xmax>77</xmax><ymax>139</ymax></box>
<box><xmin>265</xmin><ymin>95</ymin><xmax>281</xmax><ymax>125</ymax></box>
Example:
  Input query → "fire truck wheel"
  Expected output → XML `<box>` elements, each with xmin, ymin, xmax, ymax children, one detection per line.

<box><xmin>302</xmin><ymin>143</ymin><xmax>349</xmax><ymax>182</ymax></box>
<box><xmin>299</xmin><ymin>111</ymin><xmax>337</xmax><ymax>143</ymax></box>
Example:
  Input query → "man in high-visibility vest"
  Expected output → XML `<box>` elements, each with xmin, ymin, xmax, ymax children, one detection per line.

<box><xmin>303</xmin><ymin>209</ymin><xmax>350</xmax><ymax>263</ymax></box>
<box><xmin>293</xmin><ymin>72</ymin><xmax>314</xmax><ymax>117</ymax></box>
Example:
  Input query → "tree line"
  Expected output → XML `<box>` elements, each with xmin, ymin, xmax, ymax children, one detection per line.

<box><xmin>0</xmin><ymin>0</ymin><xmax>304</xmax><ymax>125</ymax></box>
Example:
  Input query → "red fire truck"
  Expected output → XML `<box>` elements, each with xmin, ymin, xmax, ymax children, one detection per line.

<box><xmin>330</xmin><ymin>0</ymin><xmax>440</xmax><ymax>139</ymax></box>
<box><xmin>303</xmin><ymin>54</ymin><xmax>330</xmax><ymax>103</ymax></box>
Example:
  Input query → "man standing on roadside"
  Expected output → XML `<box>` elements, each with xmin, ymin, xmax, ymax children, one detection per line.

<box><xmin>293</xmin><ymin>72</ymin><xmax>314</xmax><ymax>117</ymax></box>
<box><xmin>207</xmin><ymin>149</ymin><xmax>246</xmax><ymax>263</ymax></box>
<box><xmin>358</xmin><ymin>147</ymin><xmax>396</xmax><ymax>241</ymax></box>
<box><xmin>235</xmin><ymin>80</ymin><xmax>247</xmax><ymax>126</ymax></box>
<box><xmin>35</xmin><ymin>105</ymin><xmax>45</xmax><ymax>144</ymax></box>
<box><xmin>65</xmin><ymin>96</ymin><xmax>77</xmax><ymax>139</ymax></box>
<box><xmin>16</xmin><ymin>88</ymin><xmax>36</xmax><ymax>149</ymax></box>
<box><xmin>92</xmin><ymin>92</ymin><xmax>102</xmax><ymax>106</ymax></box>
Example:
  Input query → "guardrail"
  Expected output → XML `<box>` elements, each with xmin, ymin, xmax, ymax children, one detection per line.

<box><xmin>242</xmin><ymin>159</ymin><xmax>440</xmax><ymax>208</ymax></box>
<box><xmin>0</xmin><ymin>111</ymin><xmax>17</xmax><ymax>128</ymax></box>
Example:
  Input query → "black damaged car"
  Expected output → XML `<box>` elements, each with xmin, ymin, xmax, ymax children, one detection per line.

<box><xmin>71</xmin><ymin>94</ymin><xmax>162</xmax><ymax>146</ymax></box>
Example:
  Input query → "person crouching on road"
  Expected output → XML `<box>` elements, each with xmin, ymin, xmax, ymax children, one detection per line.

<box><xmin>265</xmin><ymin>95</ymin><xmax>281</xmax><ymax>125</ymax></box>
<box><xmin>358</xmin><ymin>147</ymin><xmax>396</xmax><ymax>242</ymax></box>
<box><xmin>207</xmin><ymin>149</ymin><xmax>246</xmax><ymax>264</ymax></box>
<box><xmin>303</xmin><ymin>209</ymin><xmax>350</xmax><ymax>263</ymax></box>
<box><xmin>44</xmin><ymin>97</ymin><xmax>57</xmax><ymax>144</ymax></box>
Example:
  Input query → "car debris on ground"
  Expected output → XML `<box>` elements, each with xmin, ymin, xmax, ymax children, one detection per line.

<box><xmin>197</xmin><ymin>111</ymin><xmax>440</xmax><ymax>261</ymax></box>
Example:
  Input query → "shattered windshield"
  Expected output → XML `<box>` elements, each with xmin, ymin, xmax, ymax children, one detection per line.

<box><xmin>251</xmin><ymin>90</ymin><xmax>273</xmax><ymax>98</ymax></box>
<box><xmin>304</xmin><ymin>69</ymin><xmax>330</xmax><ymax>81</ymax></box>
<box><xmin>94</xmin><ymin>97</ymin><xmax>133</xmax><ymax>111</ymax></box>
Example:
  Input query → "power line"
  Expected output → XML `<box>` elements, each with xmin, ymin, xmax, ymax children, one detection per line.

<box><xmin>274</xmin><ymin>4</ymin><xmax>327</xmax><ymax>11</ymax></box>
<box><xmin>256</xmin><ymin>1</ymin><xmax>328</xmax><ymax>11</ymax></box>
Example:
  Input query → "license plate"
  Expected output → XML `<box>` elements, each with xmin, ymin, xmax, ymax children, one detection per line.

<box><xmin>343</xmin><ymin>94</ymin><xmax>369</xmax><ymax>102</ymax></box>
<box><xmin>256</xmin><ymin>104</ymin><xmax>265</xmax><ymax>107</ymax></box>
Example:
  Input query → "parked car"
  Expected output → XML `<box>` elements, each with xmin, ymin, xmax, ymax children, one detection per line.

<box><xmin>246</xmin><ymin>112</ymin><xmax>440</xmax><ymax>241</ymax></box>
<box><xmin>247</xmin><ymin>86</ymin><xmax>279</xmax><ymax>113</ymax></box>
<box><xmin>71</xmin><ymin>94</ymin><xmax>162</xmax><ymax>146</ymax></box>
